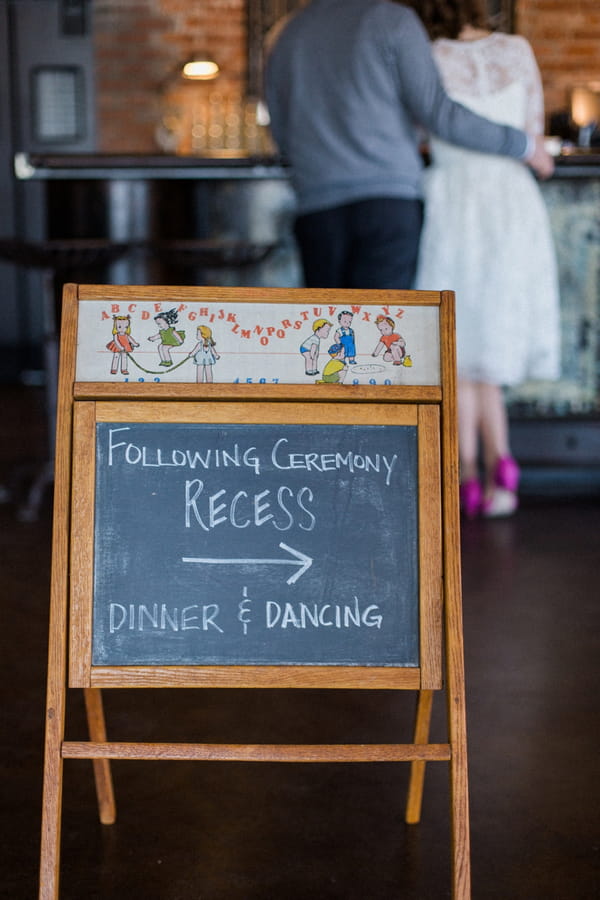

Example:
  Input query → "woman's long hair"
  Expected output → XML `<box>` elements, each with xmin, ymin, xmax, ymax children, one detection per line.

<box><xmin>404</xmin><ymin>0</ymin><xmax>490</xmax><ymax>41</ymax></box>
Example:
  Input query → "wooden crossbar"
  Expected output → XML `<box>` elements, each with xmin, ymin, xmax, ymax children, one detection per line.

<box><xmin>62</xmin><ymin>741</ymin><xmax>452</xmax><ymax>763</ymax></box>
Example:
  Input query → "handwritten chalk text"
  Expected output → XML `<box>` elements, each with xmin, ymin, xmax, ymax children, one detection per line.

<box><xmin>109</xmin><ymin>603</ymin><xmax>223</xmax><ymax>633</ymax></box>
<box><xmin>266</xmin><ymin>597</ymin><xmax>383</xmax><ymax>630</ymax></box>
<box><xmin>106</xmin><ymin>428</ymin><xmax>399</xmax><ymax>486</ymax></box>
<box><xmin>184</xmin><ymin>482</ymin><xmax>316</xmax><ymax>531</ymax></box>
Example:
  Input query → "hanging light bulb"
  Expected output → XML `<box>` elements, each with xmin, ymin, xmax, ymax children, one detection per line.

<box><xmin>181</xmin><ymin>56</ymin><xmax>220</xmax><ymax>81</ymax></box>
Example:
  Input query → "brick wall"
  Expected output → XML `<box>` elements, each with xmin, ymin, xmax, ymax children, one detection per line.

<box><xmin>94</xmin><ymin>0</ymin><xmax>599</xmax><ymax>152</ymax></box>
<box><xmin>94</xmin><ymin>0</ymin><xmax>247</xmax><ymax>152</ymax></box>
<box><xmin>516</xmin><ymin>0</ymin><xmax>600</xmax><ymax>117</ymax></box>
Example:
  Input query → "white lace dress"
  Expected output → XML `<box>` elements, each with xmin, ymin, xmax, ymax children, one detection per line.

<box><xmin>415</xmin><ymin>32</ymin><xmax>560</xmax><ymax>385</ymax></box>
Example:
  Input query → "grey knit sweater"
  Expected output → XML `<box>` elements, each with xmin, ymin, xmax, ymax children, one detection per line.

<box><xmin>265</xmin><ymin>0</ymin><xmax>528</xmax><ymax>214</ymax></box>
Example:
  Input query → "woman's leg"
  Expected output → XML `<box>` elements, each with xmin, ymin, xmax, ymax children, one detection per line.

<box><xmin>478</xmin><ymin>382</ymin><xmax>519</xmax><ymax>515</ymax></box>
<box><xmin>477</xmin><ymin>383</ymin><xmax>511</xmax><ymax>492</ymax></box>
<box><xmin>457</xmin><ymin>379</ymin><xmax>480</xmax><ymax>483</ymax></box>
<box><xmin>457</xmin><ymin>379</ymin><xmax>483</xmax><ymax>517</ymax></box>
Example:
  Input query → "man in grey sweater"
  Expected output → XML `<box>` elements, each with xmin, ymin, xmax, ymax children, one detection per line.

<box><xmin>265</xmin><ymin>0</ymin><xmax>553</xmax><ymax>289</ymax></box>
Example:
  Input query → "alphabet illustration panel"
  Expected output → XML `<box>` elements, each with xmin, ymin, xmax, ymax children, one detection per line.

<box><xmin>75</xmin><ymin>298</ymin><xmax>440</xmax><ymax>386</ymax></box>
<box><xmin>92</xmin><ymin>421</ymin><xmax>419</xmax><ymax>667</ymax></box>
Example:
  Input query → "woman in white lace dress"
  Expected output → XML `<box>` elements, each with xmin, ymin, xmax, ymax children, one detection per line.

<box><xmin>412</xmin><ymin>0</ymin><xmax>560</xmax><ymax>517</ymax></box>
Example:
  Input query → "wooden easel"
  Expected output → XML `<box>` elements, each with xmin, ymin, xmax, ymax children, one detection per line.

<box><xmin>39</xmin><ymin>284</ymin><xmax>469</xmax><ymax>898</ymax></box>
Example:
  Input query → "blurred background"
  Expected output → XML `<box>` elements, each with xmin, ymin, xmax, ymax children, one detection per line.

<box><xmin>0</xmin><ymin>4</ymin><xmax>598</xmax><ymax>898</ymax></box>
<box><xmin>0</xmin><ymin>0</ymin><xmax>598</xmax><ymax>497</ymax></box>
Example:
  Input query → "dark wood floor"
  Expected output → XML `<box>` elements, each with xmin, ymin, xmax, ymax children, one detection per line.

<box><xmin>1</xmin><ymin>384</ymin><xmax>598</xmax><ymax>899</ymax></box>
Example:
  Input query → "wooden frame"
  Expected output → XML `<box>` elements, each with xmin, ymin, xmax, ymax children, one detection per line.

<box><xmin>69</xmin><ymin>399</ymin><xmax>442</xmax><ymax>690</ymax></box>
<box><xmin>39</xmin><ymin>284</ymin><xmax>469</xmax><ymax>898</ymax></box>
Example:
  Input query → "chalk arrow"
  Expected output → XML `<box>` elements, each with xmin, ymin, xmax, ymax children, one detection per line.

<box><xmin>182</xmin><ymin>542</ymin><xmax>313</xmax><ymax>585</ymax></box>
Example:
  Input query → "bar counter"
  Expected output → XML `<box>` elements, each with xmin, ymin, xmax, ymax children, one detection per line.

<box><xmin>12</xmin><ymin>150</ymin><xmax>600</xmax><ymax>442</ymax></box>
<box><xmin>14</xmin><ymin>152</ymin><xmax>290</xmax><ymax>181</ymax></box>
<box><xmin>14</xmin><ymin>148</ymin><xmax>600</xmax><ymax>179</ymax></box>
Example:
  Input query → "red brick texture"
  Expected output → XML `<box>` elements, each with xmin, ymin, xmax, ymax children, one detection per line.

<box><xmin>95</xmin><ymin>0</ymin><xmax>246</xmax><ymax>152</ymax></box>
<box><xmin>94</xmin><ymin>0</ymin><xmax>599</xmax><ymax>152</ymax></box>
<box><xmin>517</xmin><ymin>0</ymin><xmax>600</xmax><ymax>117</ymax></box>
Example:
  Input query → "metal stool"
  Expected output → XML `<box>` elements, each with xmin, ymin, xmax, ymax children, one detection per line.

<box><xmin>152</xmin><ymin>238</ymin><xmax>276</xmax><ymax>270</ymax></box>
<box><xmin>0</xmin><ymin>239</ymin><xmax>131</xmax><ymax>519</ymax></box>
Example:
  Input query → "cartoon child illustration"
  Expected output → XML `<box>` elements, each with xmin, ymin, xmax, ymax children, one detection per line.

<box><xmin>372</xmin><ymin>315</ymin><xmax>407</xmax><ymax>365</ymax></box>
<box><xmin>148</xmin><ymin>308</ymin><xmax>185</xmax><ymax>367</ymax></box>
<box><xmin>300</xmin><ymin>318</ymin><xmax>332</xmax><ymax>376</ymax></box>
<box><xmin>335</xmin><ymin>310</ymin><xmax>357</xmax><ymax>364</ymax></box>
<box><xmin>188</xmin><ymin>324</ymin><xmax>220</xmax><ymax>383</ymax></box>
<box><xmin>106</xmin><ymin>315</ymin><xmax>140</xmax><ymax>375</ymax></box>
<box><xmin>317</xmin><ymin>343</ymin><xmax>347</xmax><ymax>384</ymax></box>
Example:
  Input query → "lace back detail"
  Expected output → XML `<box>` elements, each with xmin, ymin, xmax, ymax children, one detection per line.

<box><xmin>433</xmin><ymin>33</ymin><xmax>544</xmax><ymax>134</ymax></box>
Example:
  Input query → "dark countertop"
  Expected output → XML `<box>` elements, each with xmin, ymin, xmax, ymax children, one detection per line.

<box><xmin>14</xmin><ymin>149</ymin><xmax>600</xmax><ymax>180</ymax></box>
<box><xmin>552</xmin><ymin>147</ymin><xmax>600</xmax><ymax>177</ymax></box>
<box><xmin>14</xmin><ymin>152</ymin><xmax>289</xmax><ymax>180</ymax></box>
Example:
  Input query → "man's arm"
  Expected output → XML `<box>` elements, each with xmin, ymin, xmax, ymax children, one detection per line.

<box><xmin>524</xmin><ymin>135</ymin><xmax>554</xmax><ymax>179</ymax></box>
<box><xmin>389</xmin><ymin>8</ymin><xmax>553</xmax><ymax>177</ymax></box>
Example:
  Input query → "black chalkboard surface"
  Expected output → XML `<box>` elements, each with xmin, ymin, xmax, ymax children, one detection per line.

<box><xmin>93</xmin><ymin>422</ymin><xmax>418</xmax><ymax>667</ymax></box>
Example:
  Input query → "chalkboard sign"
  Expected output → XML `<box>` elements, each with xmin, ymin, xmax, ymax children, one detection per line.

<box><xmin>43</xmin><ymin>288</ymin><xmax>470</xmax><ymax>900</ymax></box>
<box><xmin>92</xmin><ymin>421</ymin><xmax>419</xmax><ymax>667</ymax></box>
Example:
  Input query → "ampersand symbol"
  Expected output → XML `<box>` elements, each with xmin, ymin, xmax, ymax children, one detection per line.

<box><xmin>238</xmin><ymin>586</ymin><xmax>252</xmax><ymax>635</ymax></box>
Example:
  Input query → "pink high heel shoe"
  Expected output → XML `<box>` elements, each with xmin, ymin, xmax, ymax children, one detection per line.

<box><xmin>482</xmin><ymin>456</ymin><xmax>520</xmax><ymax>518</ymax></box>
<box><xmin>460</xmin><ymin>479</ymin><xmax>482</xmax><ymax>519</ymax></box>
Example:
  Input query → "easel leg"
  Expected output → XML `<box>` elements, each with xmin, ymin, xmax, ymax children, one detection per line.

<box><xmin>39</xmin><ymin>719</ymin><xmax>64</xmax><ymax>900</ymax></box>
<box><xmin>83</xmin><ymin>688</ymin><xmax>116</xmax><ymax>825</ymax></box>
<box><xmin>405</xmin><ymin>689</ymin><xmax>433</xmax><ymax>824</ymax></box>
<box><xmin>449</xmin><ymin>731</ymin><xmax>471</xmax><ymax>899</ymax></box>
